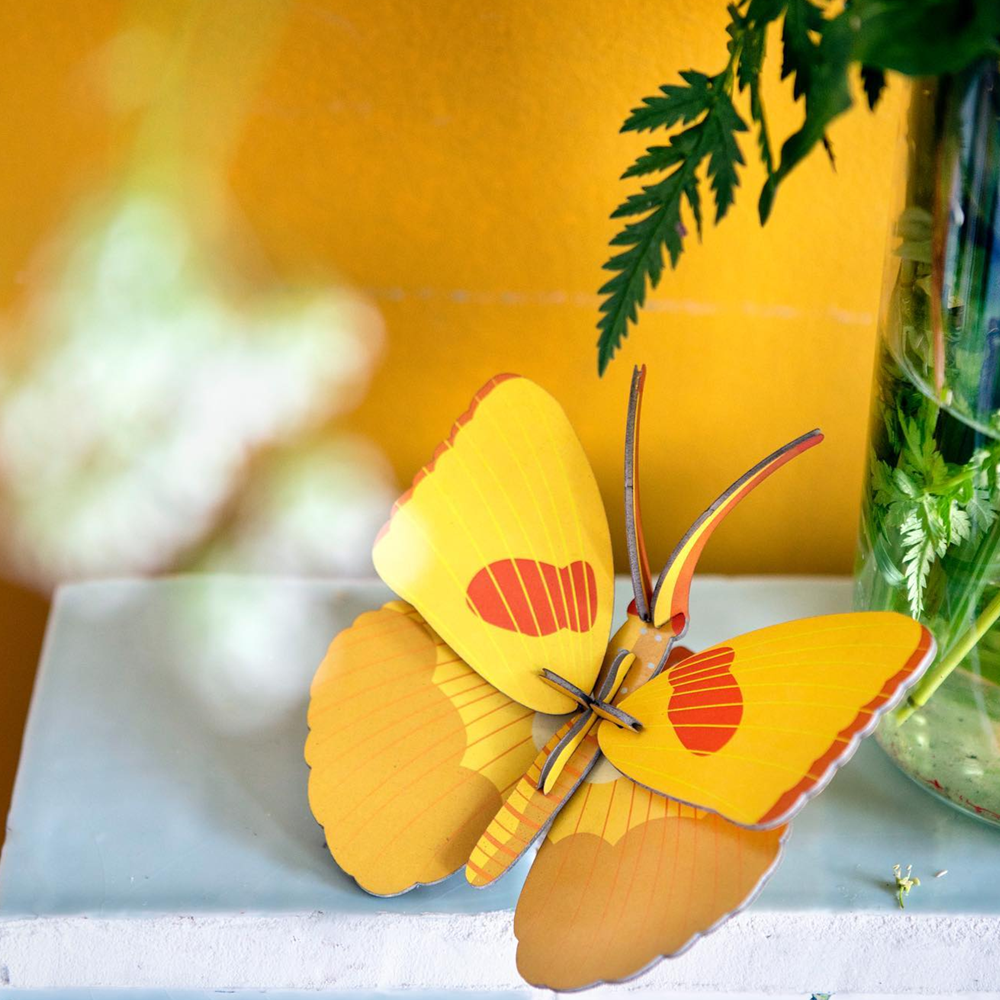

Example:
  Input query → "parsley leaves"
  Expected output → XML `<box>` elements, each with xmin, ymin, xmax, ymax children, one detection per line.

<box><xmin>868</xmin><ymin>398</ymin><xmax>998</xmax><ymax>618</ymax></box>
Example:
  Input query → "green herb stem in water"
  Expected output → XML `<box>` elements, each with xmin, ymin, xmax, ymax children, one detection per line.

<box><xmin>861</xmin><ymin>64</ymin><xmax>1000</xmax><ymax>724</ymax></box>
<box><xmin>896</xmin><ymin>585</ymin><xmax>1000</xmax><ymax>723</ymax></box>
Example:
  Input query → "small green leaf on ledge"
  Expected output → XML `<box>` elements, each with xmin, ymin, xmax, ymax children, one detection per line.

<box><xmin>893</xmin><ymin>863</ymin><xmax>921</xmax><ymax>908</ymax></box>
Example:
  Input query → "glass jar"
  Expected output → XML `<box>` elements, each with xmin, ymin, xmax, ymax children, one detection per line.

<box><xmin>856</xmin><ymin>62</ymin><xmax>1000</xmax><ymax>827</ymax></box>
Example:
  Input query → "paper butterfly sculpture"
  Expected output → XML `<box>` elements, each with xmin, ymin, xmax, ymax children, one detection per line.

<box><xmin>306</xmin><ymin>368</ymin><xmax>935</xmax><ymax>991</ymax></box>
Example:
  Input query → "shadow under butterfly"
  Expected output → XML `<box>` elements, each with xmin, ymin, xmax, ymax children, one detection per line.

<box><xmin>305</xmin><ymin>366</ymin><xmax>935</xmax><ymax>991</ymax></box>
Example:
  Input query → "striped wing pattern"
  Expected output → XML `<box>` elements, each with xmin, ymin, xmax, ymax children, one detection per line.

<box><xmin>666</xmin><ymin>646</ymin><xmax>742</xmax><ymax>755</ymax></box>
<box><xmin>466</xmin><ymin>557</ymin><xmax>599</xmax><ymax>635</ymax></box>
<box><xmin>373</xmin><ymin>375</ymin><xmax>614</xmax><ymax>714</ymax></box>
<box><xmin>466</xmin><ymin>715</ymin><xmax>601</xmax><ymax>887</ymax></box>
<box><xmin>306</xmin><ymin>602</ymin><xmax>539</xmax><ymax>896</ymax></box>
<box><xmin>600</xmin><ymin>612</ymin><xmax>935</xmax><ymax>828</ymax></box>
<box><xmin>514</xmin><ymin>764</ymin><xmax>786</xmax><ymax>990</ymax></box>
<box><xmin>306</xmin><ymin>378</ymin><xmax>925</xmax><ymax>988</ymax></box>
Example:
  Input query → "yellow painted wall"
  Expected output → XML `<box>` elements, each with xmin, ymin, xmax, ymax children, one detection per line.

<box><xmin>1</xmin><ymin>0</ymin><xmax>901</xmax><ymax>576</ymax></box>
<box><xmin>228</xmin><ymin>0</ymin><xmax>899</xmax><ymax>578</ymax></box>
<box><xmin>0</xmin><ymin>0</ymin><xmax>901</xmax><ymax>824</ymax></box>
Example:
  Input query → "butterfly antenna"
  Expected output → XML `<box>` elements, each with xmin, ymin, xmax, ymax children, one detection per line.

<box><xmin>624</xmin><ymin>364</ymin><xmax>653</xmax><ymax>620</ymax></box>
<box><xmin>649</xmin><ymin>428</ymin><xmax>824</xmax><ymax>633</ymax></box>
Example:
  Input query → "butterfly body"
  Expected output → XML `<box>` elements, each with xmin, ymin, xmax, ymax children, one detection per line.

<box><xmin>465</xmin><ymin>607</ymin><xmax>687</xmax><ymax>889</ymax></box>
<box><xmin>306</xmin><ymin>369</ymin><xmax>935</xmax><ymax>990</ymax></box>
<box><xmin>467</xmin><ymin>605</ymin><xmax>690</xmax><ymax>840</ymax></box>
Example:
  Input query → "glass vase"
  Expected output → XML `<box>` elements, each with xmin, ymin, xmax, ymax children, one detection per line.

<box><xmin>856</xmin><ymin>62</ymin><xmax>1000</xmax><ymax>826</ymax></box>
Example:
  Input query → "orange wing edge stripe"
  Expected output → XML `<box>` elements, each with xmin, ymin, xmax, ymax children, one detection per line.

<box><xmin>753</xmin><ymin>624</ymin><xmax>937</xmax><ymax>829</ymax></box>
<box><xmin>374</xmin><ymin>373</ymin><xmax>521</xmax><ymax>545</ymax></box>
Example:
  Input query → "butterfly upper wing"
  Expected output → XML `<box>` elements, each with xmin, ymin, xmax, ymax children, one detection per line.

<box><xmin>514</xmin><ymin>760</ymin><xmax>786</xmax><ymax>990</ymax></box>
<box><xmin>305</xmin><ymin>601</ymin><xmax>540</xmax><ymax>895</ymax></box>
<box><xmin>373</xmin><ymin>374</ymin><xmax>614</xmax><ymax>714</ymax></box>
<box><xmin>599</xmin><ymin>611</ymin><xmax>935</xmax><ymax>828</ymax></box>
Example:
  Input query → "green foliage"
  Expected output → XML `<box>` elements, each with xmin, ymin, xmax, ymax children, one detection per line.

<box><xmin>892</xmin><ymin>863</ymin><xmax>920</xmax><ymax>909</ymax></box>
<box><xmin>858</xmin><ymin>66</ymin><xmax>1000</xmax><ymax>709</ymax></box>
<box><xmin>778</xmin><ymin>0</ymin><xmax>825</xmax><ymax>101</ymax></box>
<box><xmin>868</xmin><ymin>395</ymin><xmax>999</xmax><ymax>618</ymax></box>
<box><xmin>597</xmin><ymin>66</ymin><xmax>747</xmax><ymax>375</ymax></box>
<box><xmin>856</xmin><ymin>0</ymin><xmax>1000</xmax><ymax>77</ymax></box>
<box><xmin>736</xmin><ymin>5</ymin><xmax>773</xmax><ymax>172</ymax></box>
<box><xmin>861</xmin><ymin>65</ymin><xmax>886</xmax><ymax>110</ymax></box>
<box><xmin>597</xmin><ymin>0</ymin><xmax>1000</xmax><ymax>374</ymax></box>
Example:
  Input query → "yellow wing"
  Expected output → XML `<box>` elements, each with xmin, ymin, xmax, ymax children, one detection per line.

<box><xmin>514</xmin><ymin>761</ymin><xmax>785</xmax><ymax>990</ymax></box>
<box><xmin>599</xmin><ymin>611</ymin><xmax>935</xmax><ymax>828</ymax></box>
<box><xmin>305</xmin><ymin>601</ymin><xmax>540</xmax><ymax>895</ymax></box>
<box><xmin>373</xmin><ymin>374</ymin><xmax>614</xmax><ymax>714</ymax></box>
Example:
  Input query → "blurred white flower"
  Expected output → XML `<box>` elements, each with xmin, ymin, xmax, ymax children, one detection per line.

<box><xmin>199</xmin><ymin>437</ymin><xmax>397</xmax><ymax>578</ymax></box>
<box><xmin>0</xmin><ymin>193</ymin><xmax>391</xmax><ymax>587</ymax></box>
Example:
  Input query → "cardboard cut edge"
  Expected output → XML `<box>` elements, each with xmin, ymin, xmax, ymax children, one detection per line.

<box><xmin>624</xmin><ymin>363</ymin><xmax>652</xmax><ymax>620</ymax></box>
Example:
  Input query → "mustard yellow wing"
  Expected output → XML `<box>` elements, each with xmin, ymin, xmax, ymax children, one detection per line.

<box><xmin>599</xmin><ymin>611</ymin><xmax>935</xmax><ymax>828</ymax></box>
<box><xmin>305</xmin><ymin>601</ymin><xmax>540</xmax><ymax>895</ymax></box>
<box><xmin>373</xmin><ymin>374</ymin><xmax>614</xmax><ymax>714</ymax></box>
<box><xmin>514</xmin><ymin>762</ymin><xmax>786</xmax><ymax>990</ymax></box>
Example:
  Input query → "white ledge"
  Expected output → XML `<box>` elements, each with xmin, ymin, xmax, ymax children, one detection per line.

<box><xmin>2</xmin><ymin>910</ymin><xmax>997</xmax><ymax>994</ymax></box>
<box><xmin>2</xmin><ymin>575</ymin><xmax>998</xmax><ymax>996</ymax></box>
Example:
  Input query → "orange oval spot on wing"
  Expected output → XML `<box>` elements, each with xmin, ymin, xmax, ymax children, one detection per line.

<box><xmin>467</xmin><ymin>558</ymin><xmax>598</xmax><ymax>636</ymax></box>
<box><xmin>667</xmin><ymin>647</ymin><xmax>742</xmax><ymax>755</ymax></box>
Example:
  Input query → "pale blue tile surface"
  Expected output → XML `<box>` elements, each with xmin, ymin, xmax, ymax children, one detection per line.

<box><xmin>1</xmin><ymin>575</ymin><xmax>997</xmax><ymax>919</ymax></box>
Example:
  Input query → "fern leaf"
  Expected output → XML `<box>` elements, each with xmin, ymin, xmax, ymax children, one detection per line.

<box><xmin>705</xmin><ymin>95</ymin><xmax>747</xmax><ymax>221</ymax></box>
<box><xmin>781</xmin><ymin>0</ymin><xmax>825</xmax><ymax>100</ymax></box>
<box><xmin>598</xmin><ymin>72</ymin><xmax>746</xmax><ymax>372</ymax></box>
<box><xmin>621</xmin><ymin>72</ymin><xmax>713</xmax><ymax>134</ymax></box>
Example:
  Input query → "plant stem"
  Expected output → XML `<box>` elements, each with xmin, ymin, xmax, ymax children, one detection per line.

<box><xmin>926</xmin><ymin>467</ymin><xmax>975</xmax><ymax>494</ymax></box>
<box><xmin>895</xmin><ymin>586</ymin><xmax>1000</xmax><ymax>724</ymax></box>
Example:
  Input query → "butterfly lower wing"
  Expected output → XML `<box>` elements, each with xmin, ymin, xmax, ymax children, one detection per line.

<box><xmin>600</xmin><ymin>611</ymin><xmax>935</xmax><ymax>828</ymax></box>
<box><xmin>373</xmin><ymin>375</ymin><xmax>614</xmax><ymax>714</ymax></box>
<box><xmin>514</xmin><ymin>764</ymin><xmax>786</xmax><ymax>990</ymax></box>
<box><xmin>466</xmin><ymin>641</ymin><xmax>697</xmax><ymax>887</ymax></box>
<box><xmin>305</xmin><ymin>601</ymin><xmax>540</xmax><ymax>895</ymax></box>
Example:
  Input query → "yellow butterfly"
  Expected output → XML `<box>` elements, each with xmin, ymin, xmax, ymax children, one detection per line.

<box><xmin>305</xmin><ymin>368</ymin><xmax>934</xmax><ymax>991</ymax></box>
